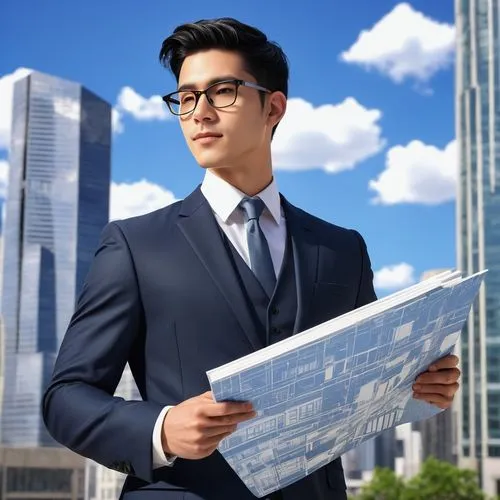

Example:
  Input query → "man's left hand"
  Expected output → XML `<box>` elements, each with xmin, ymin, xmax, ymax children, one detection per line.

<box><xmin>412</xmin><ymin>354</ymin><xmax>461</xmax><ymax>409</ymax></box>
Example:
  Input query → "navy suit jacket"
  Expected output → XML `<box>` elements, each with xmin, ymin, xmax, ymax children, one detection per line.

<box><xmin>42</xmin><ymin>186</ymin><xmax>377</xmax><ymax>500</ymax></box>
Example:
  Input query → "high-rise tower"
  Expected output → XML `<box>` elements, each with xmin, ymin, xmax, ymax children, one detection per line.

<box><xmin>0</xmin><ymin>71</ymin><xmax>111</xmax><ymax>446</ymax></box>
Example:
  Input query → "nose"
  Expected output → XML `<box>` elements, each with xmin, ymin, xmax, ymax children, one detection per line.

<box><xmin>193</xmin><ymin>93</ymin><xmax>216</xmax><ymax>123</ymax></box>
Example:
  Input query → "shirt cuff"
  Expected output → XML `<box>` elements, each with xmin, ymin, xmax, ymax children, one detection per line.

<box><xmin>152</xmin><ymin>405</ymin><xmax>177</xmax><ymax>468</ymax></box>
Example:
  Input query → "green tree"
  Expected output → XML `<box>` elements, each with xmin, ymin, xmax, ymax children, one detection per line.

<box><xmin>402</xmin><ymin>457</ymin><xmax>485</xmax><ymax>500</ymax></box>
<box><xmin>353</xmin><ymin>457</ymin><xmax>488</xmax><ymax>500</ymax></box>
<box><xmin>356</xmin><ymin>467</ymin><xmax>405</xmax><ymax>500</ymax></box>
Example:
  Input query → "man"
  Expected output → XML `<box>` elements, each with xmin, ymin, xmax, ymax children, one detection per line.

<box><xmin>42</xmin><ymin>17</ymin><xmax>461</xmax><ymax>500</ymax></box>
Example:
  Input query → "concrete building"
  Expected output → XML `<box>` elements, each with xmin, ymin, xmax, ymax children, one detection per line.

<box><xmin>394</xmin><ymin>423</ymin><xmax>422</xmax><ymax>479</ymax></box>
<box><xmin>0</xmin><ymin>446</ymin><xmax>85</xmax><ymax>500</ymax></box>
<box><xmin>343</xmin><ymin>440</ymin><xmax>375</xmax><ymax>498</ymax></box>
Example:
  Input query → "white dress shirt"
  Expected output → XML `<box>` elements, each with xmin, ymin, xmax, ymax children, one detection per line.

<box><xmin>151</xmin><ymin>169</ymin><xmax>287</xmax><ymax>468</ymax></box>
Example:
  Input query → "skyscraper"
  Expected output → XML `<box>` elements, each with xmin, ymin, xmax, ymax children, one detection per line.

<box><xmin>415</xmin><ymin>270</ymin><xmax>456</xmax><ymax>465</ymax></box>
<box><xmin>0</xmin><ymin>71</ymin><xmax>111</xmax><ymax>446</ymax></box>
<box><xmin>455</xmin><ymin>0</ymin><xmax>500</xmax><ymax>495</ymax></box>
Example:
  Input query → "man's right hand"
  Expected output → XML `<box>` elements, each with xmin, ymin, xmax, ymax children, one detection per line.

<box><xmin>161</xmin><ymin>391</ymin><xmax>256</xmax><ymax>460</ymax></box>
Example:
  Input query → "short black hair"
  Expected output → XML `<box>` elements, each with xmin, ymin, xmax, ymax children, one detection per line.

<box><xmin>159</xmin><ymin>17</ymin><xmax>289</xmax><ymax>137</ymax></box>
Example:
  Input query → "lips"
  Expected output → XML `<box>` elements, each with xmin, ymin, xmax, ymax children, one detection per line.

<box><xmin>193</xmin><ymin>133</ymin><xmax>222</xmax><ymax>141</ymax></box>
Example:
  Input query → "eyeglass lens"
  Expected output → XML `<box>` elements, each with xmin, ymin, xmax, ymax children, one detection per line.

<box><xmin>168</xmin><ymin>81</ymin><xmax>238</xmax><ymax>114</ymax></box>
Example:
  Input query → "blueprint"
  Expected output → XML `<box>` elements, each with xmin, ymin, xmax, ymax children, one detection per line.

<box><xmin>206</xmin><ymin>271</ymin><xmax>486</xmax><ymax>498</ymax></box>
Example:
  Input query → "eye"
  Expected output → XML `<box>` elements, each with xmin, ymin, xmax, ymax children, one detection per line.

<box><xmin>216</xmin><ymin>86</ymin><xmax>235</xmax><ymax>95</ymax></box>
<box><xmin>180</xmin><ymin>93</ymin><xmax>195</xmax><ymax>104</ymax></box>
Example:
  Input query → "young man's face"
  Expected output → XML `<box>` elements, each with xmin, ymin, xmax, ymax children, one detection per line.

<box><xmin>176</xmin><ymin>49</ymin><xmax>283</xmax><ymax>171</ymax></box>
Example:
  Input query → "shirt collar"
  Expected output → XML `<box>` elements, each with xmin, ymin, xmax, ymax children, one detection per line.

<box><xmin>200</xmin><ymin>169</ymin><xmax>282</xmax><ymax>225</ymax></box>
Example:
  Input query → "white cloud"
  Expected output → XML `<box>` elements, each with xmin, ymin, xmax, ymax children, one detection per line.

<box><xmin>369</xmin><ymin>139</ymin><xmax>456</xmax><ymax>205</ymax></box>
<box><xmin>0</xmin><ymin>68</ymin><xmax>33</xmax><ymax>150</ymax></box>
<box><xmin>340</xmin><ymin>3</ymin><xmax>455</xmax><ymax>83</ymax></box>
<box><xmin>0</xmin><ymin>160</ymin><xmax>9</xmax><ymax>198</ymax></box>
<box><xmin>272</xmin><ymin>97</ymin><xmax>385</xmax><ymax>172</ymax></box>
<box><xmin>115</xmin><ymin>86</ymin><xmax>170</xmax><ymax>122</ymax></box>
<box><xmin>112</xmin><ymin>108</ymin><xmax>124</xmax><ymax>135</ymax></box>
<box><xmin>111</xmin><ymin>86</ymin><xmax>171</xmax><ymax>135</ymax></box>
<box><xmin>110</xmin><ymin>179</ymin><xmax>178</xmax><ymax>221</ymax></box>
<box><xmin>374</xmin><ymin>263</ymin><xmax>416</xmax><ymax>290</ymax></box>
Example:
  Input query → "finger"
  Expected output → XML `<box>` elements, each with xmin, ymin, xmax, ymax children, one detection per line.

<box><xmin>428</xmin><ymin>354</ymin><xmax>459</xmax><ymax>371</ymax></box>
<box><xmin>207</xmin><ymin>430</ymin><xmax>233</xmax><ymax>447</ymax></box>
<box><xmin>206</xmin><ymin>410</ymin><xmax>257</xmax><ymax>426</ymax></box>
<box><xmin>194</xmin><ymin>431</ymin><xmax>234</xmax><ymax>455</ymax></box>
<box><xmin>200</xmin><ymin>391</ymin><xmax>215</xmax><ymax>401</ymax></box>
<box><xmin>413</xmin><ymin>392</ymin><xmax>453</xmax><ymax>409</ymax></box>
<box><xmin>202</xmin><ymin>401</ymin><xmax>254</xmax><ymax>418</ymax></box>
<box><xmin>204</xmin><ymin>424</ymin><xmax>238</xmax><ymax>437</ymax></box>
<box><xmin>193</xmin><ymin>391</ymin><xmax>214</xmax><ymax>402</ymax></box>
<box><xmin>416</xmin><ymin>367</ymin><xmax>461</xmax><ymax>385</ymax></box>
<box><xmin>413</xmin><ymin>383</ymin><xmax>459</xmax><ymax>399</ymax></box>
<box><xmin>183</xmin><ymin>391</ymin><xmax>214</xmax><ymax>406</ymax></box>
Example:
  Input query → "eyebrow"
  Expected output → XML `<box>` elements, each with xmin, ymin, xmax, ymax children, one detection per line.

<box><xmin>177</xmin><ymin>75</ymin><xmax>240</xmax><ymax>92</ymax></box>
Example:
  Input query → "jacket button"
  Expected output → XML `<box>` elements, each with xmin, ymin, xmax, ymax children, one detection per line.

<box><xmin>272</xmin><ymin>327</ymin><xmax>281</xmax><ymax>334</ymax></box>
<box><xmin>271</xmin><ymin>307</ymin><xmax>279</xmax><ymax>315</ymax></box>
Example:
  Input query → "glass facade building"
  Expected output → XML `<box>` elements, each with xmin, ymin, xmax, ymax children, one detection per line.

<box><xmin>455</xmin><ymin>0</ymin><xmax>500</xmax><ymax>494</ymax></box>
<box><xmin>0</xmin><ymin>71</ymin><xmax>111</xmax><ymax>446</ymax></box>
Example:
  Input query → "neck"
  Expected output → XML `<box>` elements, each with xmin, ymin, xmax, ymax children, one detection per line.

<box><xmin>208</xmin><ymin>155</ymin><xmax>274</xmax><ymax>197</ymax></box>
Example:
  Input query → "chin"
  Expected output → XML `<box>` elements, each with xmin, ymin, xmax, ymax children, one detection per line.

<box><xmin>195</xmin><ymin>153</ymin><xmax>230</xmax><ymax>170</ymax></box>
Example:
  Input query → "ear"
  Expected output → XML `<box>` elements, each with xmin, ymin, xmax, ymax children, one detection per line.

<box><xmin>267</xmin><ymin>91</ymin><xmax>287</xmax><ymax>128</ymax></box>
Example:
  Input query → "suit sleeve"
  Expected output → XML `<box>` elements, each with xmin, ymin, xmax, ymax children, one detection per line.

<box><xmin>351</xmin><ymin>230</ymin><xmax>378</xmax><ymax>307</ymax></box>
<box><xmin>42</xmin><ymin>222</ymin><xmax>164</xmax><ymax>482</ymax></box>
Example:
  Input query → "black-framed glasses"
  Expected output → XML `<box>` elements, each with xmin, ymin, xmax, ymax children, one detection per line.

<box><xmin>162</xmin><ymin>79</ymin><xmax>271</xmax><ymax>116</ymax></box>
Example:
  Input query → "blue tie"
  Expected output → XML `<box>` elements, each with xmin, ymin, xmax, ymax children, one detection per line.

<box><xmin>239</xmin><ymin>197</ymin><xmax>277</xmax><ymax>297</ymax></box>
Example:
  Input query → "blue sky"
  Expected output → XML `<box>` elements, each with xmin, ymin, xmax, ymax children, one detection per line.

<box><xmin>0</xmin><ymin>0</ymin><xmax>457</xmax><ymax>294</ymax></box>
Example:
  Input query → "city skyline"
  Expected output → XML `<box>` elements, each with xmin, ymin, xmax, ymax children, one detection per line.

<box><xmin>0</xmin><ymin>70</ymin><xmax>111</xmax><ymax>446</ymax></box>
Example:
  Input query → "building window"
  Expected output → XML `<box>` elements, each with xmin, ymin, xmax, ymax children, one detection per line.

<box><xmin>6</xmin><ymin>467</ymin><xmax>73</xmax><ymax>493</ymax></box>
<box><xmin>395</xmin><ymin>439</ymin><xmax>404</xmax><ymax>458</ymax></box>
<box><xmin>488</xmin><ymin>446</ymin><xmax>500</xmax><ymax>457</ymax></box>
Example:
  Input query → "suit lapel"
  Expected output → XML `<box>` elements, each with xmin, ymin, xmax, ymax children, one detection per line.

<box><xmin>177</xmin><ymin>187</ymin><xmax>264</xmax><ymax>352</ymax></box>
<box><xmin>282</xmin><ymin>197</ymin><xmax>320</xmax><ymax>334</ymax></box>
